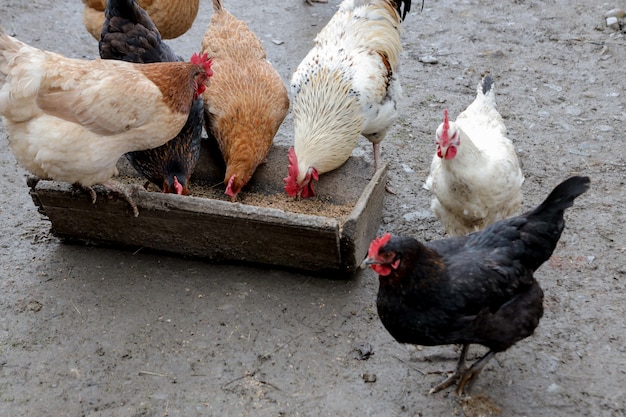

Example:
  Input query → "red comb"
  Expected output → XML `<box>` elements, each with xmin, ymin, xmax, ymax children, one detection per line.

<box><xmin>190</xmin><ymin>52</ymin><xmax>213</xmax><ymax>76</ymax></box>
<box><xmin>225</xmin><ymin>175</ymin><xmax>236</xmax><ymax>198</ymax></box>
<box><xmin>440</xmin><ymin>109</ymin><xmax>450</xmax><ymax>145</ymax></box>
<box><xmin>368</xmin><ymin>233</ymin><xmax>392</xmax><ymax>258</ymax></box>
<box><xmin>173</xmin><ymin>176</ymin><xmax>184</xmax><ymax>195</ymax></box>
<box><xmin>284</xmin><ymin>147</ymin><xmax>300</xmax><ymax>196</ymax></box>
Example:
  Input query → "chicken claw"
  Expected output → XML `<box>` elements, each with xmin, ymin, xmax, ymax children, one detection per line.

<box><xmin>429</xmin><ymin>346</ymin><xmax>496</xmax><ymax>396</ymax></box>
<box><xmin>454</xmin><ymin>351</ymin><xmax>495</xmax><ymax>396</ymax></box>
<box><xmin>102</xmin><ymin>181</ymin><xmax>140</xmax><ymax>217</ymax></box>
<box><xmin>305</xmin><ymin>0</ymin><xmax>328</xmax><ymax>4</ymax></box>
<box><xmin>71</xmin><ymin>183</ymin><xmax>98</xmax><ymax>204</ymax></box>
<box><xmin>428</xmin><ymin>344</ymin><xmax>468</xmax><ymax>395</ymax></box>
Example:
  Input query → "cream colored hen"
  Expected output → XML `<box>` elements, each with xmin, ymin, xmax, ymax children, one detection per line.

<box><xmin>424</xmin><ymin>74</ymin><xmax>525</xmax><ymax>236</ymax></box>
<box><xmin>0</xmin><ymin>26</ymin><xmax>212</xmax><ymax>216</ymax></box>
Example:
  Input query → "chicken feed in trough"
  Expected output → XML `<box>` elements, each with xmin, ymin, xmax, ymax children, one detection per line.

<box><xmin>28</xmin><ymin>144</ymin><xmax>387</xmax><ymax>275</ymax></box>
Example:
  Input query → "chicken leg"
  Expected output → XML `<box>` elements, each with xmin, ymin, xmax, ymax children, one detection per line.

<box><xmin>455</xmin><ymin>350</ymin><xmax>495</xmax><ymax>395</ymax></box>
<box><xmin>429</xmin><ymin>344</ymin><xmax>469</xmax><ymax>395</ymax></box>
<box><xmin>428</xmin><ymin>345</ymin><xmax>496</xmax><ymax>396</ymax></box>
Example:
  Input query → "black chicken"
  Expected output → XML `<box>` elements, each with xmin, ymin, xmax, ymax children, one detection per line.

<box><xmin>99</xmin><ymin>0</ymin><xmax>204</xmax><ymax>195</ymax></box>
<box><xmin>364</xmin><ymin>176</ymin><xmax>590</xmax><ymax>395</ymax></box>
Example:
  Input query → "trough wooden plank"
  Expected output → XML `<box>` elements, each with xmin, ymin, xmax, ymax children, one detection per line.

<box><xmin>340</xmin><ymin>163</ymin><xmax>388</xmax><ymax>272</ymax></box>
<box><xmin>34</xmin><ymin>181</ymin><xmax>342</xmax><ymax>271</ymax></box>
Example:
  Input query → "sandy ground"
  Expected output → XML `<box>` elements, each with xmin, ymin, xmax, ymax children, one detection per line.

<box><xmin>1</xmin><ymin>0</ymin><xmax>625</xmax><ymax>416</ymax></box>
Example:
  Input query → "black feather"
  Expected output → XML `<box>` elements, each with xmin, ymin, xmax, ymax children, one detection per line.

<box><xmin>371</xmin><ymin>176</ymin><xmax>590</xmax><ymax>358</ymax></box>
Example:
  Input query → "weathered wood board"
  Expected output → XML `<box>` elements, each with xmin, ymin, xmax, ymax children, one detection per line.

<box><xmin>27</xmin><ymin>144</ymin><xmax>387</xmax><ymax>275</ymax></box>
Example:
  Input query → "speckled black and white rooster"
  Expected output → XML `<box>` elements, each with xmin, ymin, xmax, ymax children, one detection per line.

<box><xmin>284</xmin><ymin>0</ymin><xmax>411</xmax><ymax>198</ymax></box>
<box><xmin>424</xmin><ymin>74</ymin><xmax>525</xmax><ymax>236</ymax></box>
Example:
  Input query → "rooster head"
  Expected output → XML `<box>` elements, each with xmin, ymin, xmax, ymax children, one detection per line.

<box><xmin>284</xmin><ymin>147</ymin><xmax>319</xmax><ymax>198</ymax></box>
<box><xmin>163</xmin><ymin>175</ymin><xmax>189</xmax><ymax>195</ymax></box>
<box><xmin>436</xmin><ymin>109</ymin><xmax>459</xmax><ymax>160</ymax></box>
<box><xmin>190</xmin><ymin>52</ymin><xmax>213</xmax><ymax>99</ymax></box>
<box><xmin>362</xmin><ymin>233</ymin><xmax>400</xmax><ymax>277</ymax></box>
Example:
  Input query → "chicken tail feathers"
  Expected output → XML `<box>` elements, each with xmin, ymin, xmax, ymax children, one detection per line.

<box><xmin>520</xmin><ymin>176</ymin><xmax>590</xmax><ymax>271</ymax></box>
<box><xmin>212</xmin><ymin>0</ymin><xmax>224</xmax><ymax>12</ymax></box>
<box><xmin>530</xmin><ymin>176</ymin><xmax>590</xmax><ymax>219</ymax></box>
<box><xmin>474</xmin><ymin>73</ymin><xmax>496</xmax><ymax>108</ymax></box>
<box><xmin>480</xmin><ymin>74</ymin><xmax>494</xmax><ymax>96</ymax></box>
<box><xmin>394</xmin><ymin>1</ymin><xmax>412</xmax><ymax>21</ymax></box>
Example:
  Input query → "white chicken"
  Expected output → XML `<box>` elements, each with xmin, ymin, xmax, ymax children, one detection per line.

<box><xmin>284</xmin><ymin>0</ymin><xmax>409</xmax><ymax>198</ymax></box>
<box><xmin>423</xmin><ymin>74</ymin><xmax>524</xmax><ymax>236</ymax></box>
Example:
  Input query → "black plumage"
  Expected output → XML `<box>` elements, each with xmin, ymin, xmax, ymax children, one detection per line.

<box><xmin>364</xmin><ymin>176</ymin><xmax>590</xmax><ymax>395</ymax></box>
<box><xmin>99</xmin><ymin>0</ymin><xmax>204</xmax><ymax>195</ymax></box>
<box><xmin>394</xmin><ymin>0</ymin><xmax>412</xmax><ymax>20</ymax></box>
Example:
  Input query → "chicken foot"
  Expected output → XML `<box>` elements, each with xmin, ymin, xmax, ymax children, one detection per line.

<box><xmin>102</xmin><ymin>181</ymin><xmax>140</xmax><ymax>217</ymax></box>
<box><xmin>428</xmin><ymin>344</ymin><xmax>469</xmax><ymax>395</ymax></box>
<box><xmin>428</xmin><ymin>345</ymin><xmax>496</xmax><ymax>396</ymax></box>
<box><xmin>73</xmin><ymin>181</ymin><xmax>139</xmax><ymax>217</ymax></box>
<box><xmin>455</xmin><ymin>350</ymin><xmax>495</xmax><ymax>395</ymax></box>
<box><xmin>71</xmin><ymin>183</ymin><xmax>98</xmax><ymax>205</ymax></box>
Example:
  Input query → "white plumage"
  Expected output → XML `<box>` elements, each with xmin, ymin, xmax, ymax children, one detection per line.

<box><xmin>424</xmin><ymin>74</ymin><xmax>525</xmax><ymax>236</ymax></box>
<box><xmin>284</xmin><ymin>0</ymin><xmax>404</xmax><ymax>198</ymax></box>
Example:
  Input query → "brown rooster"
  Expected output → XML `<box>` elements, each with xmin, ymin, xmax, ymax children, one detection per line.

<box><xmin>0</xmin><ymin>26</ymin><xmax>212</xmax><ymax>216</ymax></box>
<box><xmin>201</xmin><ymin>0</ymin><xmax>290</xmax><ymax>201</ymax></box>
<box><xmin>81</xmin><ymin>0</ymin><xmax>200</xmax><ymax>41</ymax></box>
<box><xmin>99</xmin><ymin>0</ymin><xmax>204</xmax><ymax>195</ymax></box>
<box><xmin>364</xmin><ymin>176</ymin><xmax>590</xmax><ymax>395</ymax></box>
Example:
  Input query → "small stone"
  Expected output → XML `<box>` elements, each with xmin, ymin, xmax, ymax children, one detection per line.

<box><xmin>353</xmin><ymin>342</ymin><xmax>374</xmax><ymax>360</ymax></box>
<box><xmin>419</xmin><ymin>55</ymin><xmax>438</xmax><ymax>64</ymax></box>
<box><xmin>272</xmin><ymin>39</ymin><xmax>284</xmax><ymax>45</ymax></box>
<box><xmin>606</xmin><ymin>16</ymin><xmax>620</xmax><ymax>30</ymax></box>
<box><xmin>362</xmin><ymin>373</ymin><xmax>377</xmax><ymax>383</ymax></box>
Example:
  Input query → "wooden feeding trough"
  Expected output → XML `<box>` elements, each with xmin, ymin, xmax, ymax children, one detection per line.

<box><xmin>27</xmin><ymin>144</ymin><xmax>387</xmax><ymax>275</ymax></box>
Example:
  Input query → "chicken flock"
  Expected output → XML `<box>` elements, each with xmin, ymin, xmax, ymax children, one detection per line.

<box><xmin>0</xmin><ymin>0</ymin><xmax>591</xmax><ymax>400</ymax></box>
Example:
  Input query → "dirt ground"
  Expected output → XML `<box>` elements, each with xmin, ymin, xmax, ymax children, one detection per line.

<box><xmin>1</xmin><ymin>0</ymin><xmax>625</xmax><ymax>416</ymax></box>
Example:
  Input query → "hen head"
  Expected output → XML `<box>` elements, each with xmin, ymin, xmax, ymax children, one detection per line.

<box><xmin>283</xmin><ymin>147</ymin><xmax>319</xmax><ymax>198</ymax></box>
<box><xmin>225</xmin><ymin>174</ymin><xmax>250</xmax><ymax>202</ymax></box>
<box><xmin>163</xmin><ymin>175</ymin><xmax>189</xmax><ymax>195</ymax></box>
<box><xmin>363</xmin><ymin>233</ymin><xmax>401</xmax><ymax>276</ymax></box>
<box><xmin>190</xmin><ymin>52</ymin><xmax>213</xmax><ymax>99</ymax></box>
<box><xmin>435</xmin><ymin>109</ymin><xmax>460</xmax><ymax>160</ymax></box>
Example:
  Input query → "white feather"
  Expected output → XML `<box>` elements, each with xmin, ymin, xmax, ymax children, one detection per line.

<box><xmin>289</xmin><ymin>0</ymin><xmax>403</xmax><ymax>185</ymax></box>
<box><xmin>424</xmin><ymin>75</ymin><xmax>525</xmax><ymax>236</ymax></box>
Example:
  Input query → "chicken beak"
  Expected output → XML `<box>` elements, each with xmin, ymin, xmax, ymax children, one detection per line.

<box><xmin>360</xmin><ymin>257</ymin><xmax>378</xmax><ymax>269</ymax></box>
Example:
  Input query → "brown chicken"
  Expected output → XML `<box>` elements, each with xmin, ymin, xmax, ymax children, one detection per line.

<box><xmin>99</xmin><ymin>0</ymin><xmax>204</xmax><ymax>195</ymax></box>
<box><xmin>364</xmin><ymin>176</ymin><xmax>590</xmax><ymax>395</ymax></box>
<box><xmin>0</xmin><ymin>25</ymin><xmax>212</xmax><ymax>216</ymax></box>
<box><xmin>82</xmin><ymin>0</ymin><xmax>199</xmax><ymax>41</ymax></box>
<box><xmin>201</xmin><ymin>0</ymin><xmax>290</xmax><ymax>201</ymax></box>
